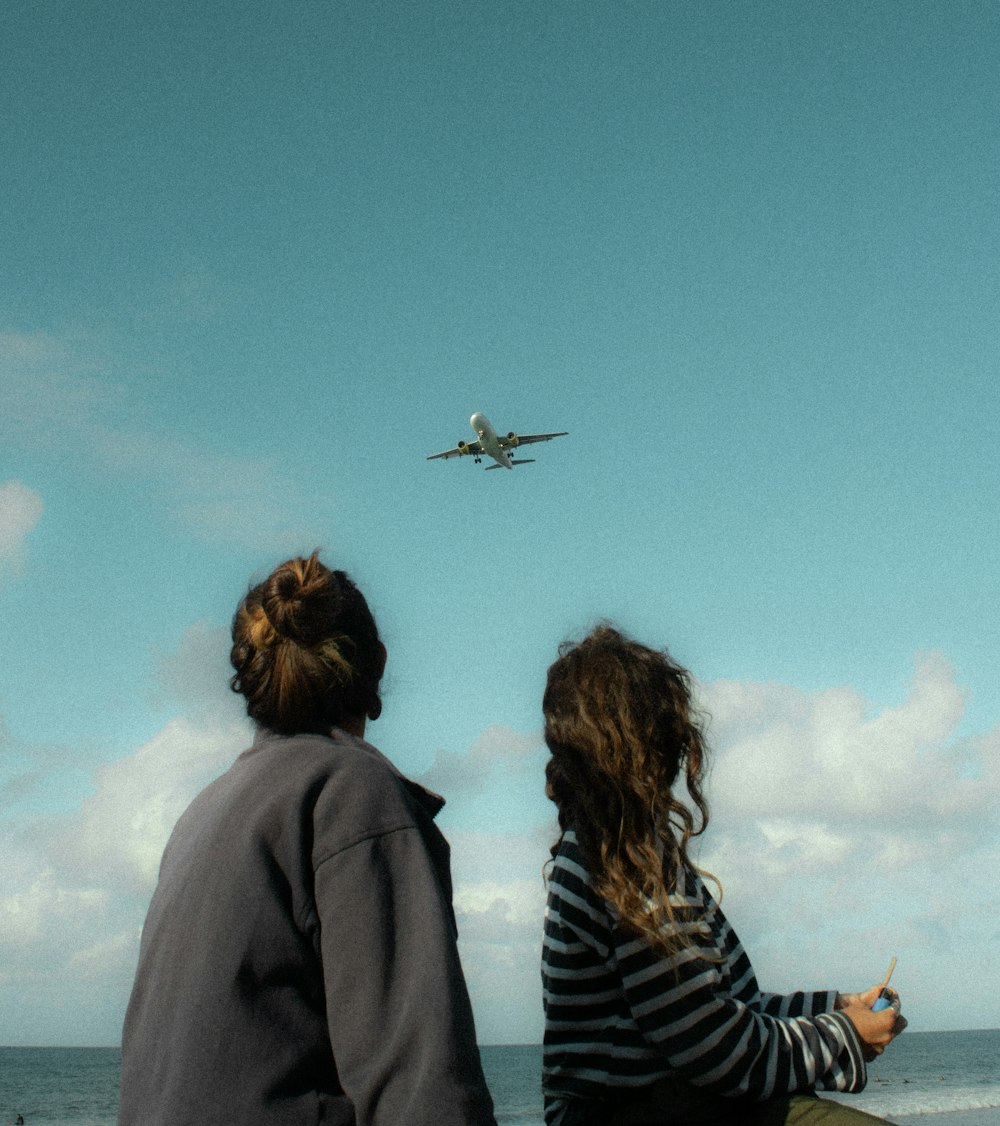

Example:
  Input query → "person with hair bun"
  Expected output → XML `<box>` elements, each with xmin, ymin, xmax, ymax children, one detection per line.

<box><xmin>541</xmin><ymin>625</ymin><xmax>904</xmax><ymax>1126</ymax></box>
<box><xmin>119</xmin><ymin>553</ymin><xmax>497</xmax><ymax>1126</ymax></box>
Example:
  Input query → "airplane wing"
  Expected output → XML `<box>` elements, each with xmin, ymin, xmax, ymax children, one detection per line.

<box><xmin>426</xmin><ymin>441</ymin><xmax>484</xmax><ymax>461</ymax></box>
<box><xmin>501</xmin><ymin>431</ymin><xmax>568</xmax><ymax>447</ymax></box>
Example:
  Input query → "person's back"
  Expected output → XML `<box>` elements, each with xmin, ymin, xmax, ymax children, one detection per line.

<box><xmin>539</xmin><ymin>625</ymin><xmax>904</xmax><ymax>1126</ymax></box>
<box><xmin>119</xmin><ymin>554</ymin><xmax>496</xmax><ymax>1126</ymax></box>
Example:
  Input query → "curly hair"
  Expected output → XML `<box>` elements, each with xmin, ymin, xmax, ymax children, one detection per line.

<box><xmin>229</xmin><ymin>552</ymin><xmax>383</xmax><ymax>735</ymax></box>
<box><xmin>543</xmin><ymin>624</ymin><xmax>713</xmax><ymax>958</ymax></box>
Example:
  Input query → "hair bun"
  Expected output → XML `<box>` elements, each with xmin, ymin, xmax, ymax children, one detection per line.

<box><xmin>262</xmin><ymin>558</ymin><xmax>339</xmax><ymax>647</ymax></box>
<box><xmin>230</xmin><ymin>552</ymin><xmax>382</xmax><ymax>735</ymax></box>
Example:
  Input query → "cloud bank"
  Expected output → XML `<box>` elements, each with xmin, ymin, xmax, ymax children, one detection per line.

<box><xmin>0</xmin><ymin>624</ymin><xmax>251</xmax><ymax>1044</ymax></box>
<box><xmin>1</xmin><ymin>647</ymin><xmax>996</xmax><ymax>1044</ymax></box>
<box><xmin>426</xmin><ymin>654</ymin><xmax>1000</xmax><ymax>1038</ymax></box>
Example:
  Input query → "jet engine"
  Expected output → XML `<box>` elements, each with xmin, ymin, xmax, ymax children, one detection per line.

<box><xmin>506</xmin><ymin>431</ymin><xmax>520</xmax><ymax>448</ymax></box>
<box><xmin>457</xmin><ymin>440</ymin><xmax>468</xmax><ymax>451</ymax></box>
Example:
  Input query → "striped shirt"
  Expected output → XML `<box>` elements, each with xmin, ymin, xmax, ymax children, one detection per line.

<box><xmin>542</xmin><ymin>831</ymin><xmax>866</xmax><ymax>1124</ymax></box>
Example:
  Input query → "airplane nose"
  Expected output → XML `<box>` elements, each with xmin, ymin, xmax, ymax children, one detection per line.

<box><xmin>470</xmin><ymin>411</ymin><xmax>486</xmax><ymax>432</ymax></box>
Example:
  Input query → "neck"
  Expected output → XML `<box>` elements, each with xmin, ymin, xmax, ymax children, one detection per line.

<box><xmin>338</xmin><ymin>714</ymin><xmax>367</xmax><ymax>739</ymax></box>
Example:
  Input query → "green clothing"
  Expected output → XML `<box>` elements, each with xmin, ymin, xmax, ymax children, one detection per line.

<box><xmin>603</xmin><ymin>1086</ymin><xmax>887</xmax><ymax>1124</ymax></box>
<box><xmin>759</xmin><ymin>1095</ymin><xmax>887</xmax><ymax>1125</ymax></box>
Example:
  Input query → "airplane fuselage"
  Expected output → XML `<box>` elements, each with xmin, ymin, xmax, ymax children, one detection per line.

<box><xmin>469</xmin><ymin>412</ymin><xmax>513</xmax><ymax>469</ymax></box>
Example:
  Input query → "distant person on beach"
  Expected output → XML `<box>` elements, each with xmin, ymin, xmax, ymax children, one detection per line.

<box><xmin>119</xmin><ymin>553</ymin><xmax>496</xmax><ymax>1126</ymax></box>
<box><xmin>540</xmin><ymin>625</ymin><xmax>905</xmax><ymax>1126</ymax></box>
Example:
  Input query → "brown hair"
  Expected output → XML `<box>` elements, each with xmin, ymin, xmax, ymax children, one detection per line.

<box><xmin>543</xmin><ymin>624</ymin><xmax>712</xmax><ymax>958</ymax></box>
<box><xmin>229</xmin><ymin>552</ymin><xmax>383</xmax><ymax>735</ymax></box>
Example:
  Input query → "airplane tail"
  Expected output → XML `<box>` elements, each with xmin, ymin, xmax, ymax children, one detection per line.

<box><xmin>485</xmin><ymin>459</ymin><xmax>536</xmax><ymax>470</ymax></box>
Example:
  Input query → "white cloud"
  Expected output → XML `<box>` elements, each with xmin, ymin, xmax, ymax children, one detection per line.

<box><xmin>0</xmin><ymin>618</ymin><xmax>254</xmax><ymax>1042</ymax></box>
<box><xmin>0</xmin><ymin>712</ymin><xmax>249</xmax><ymax>1013</ymax></box>
<box><xmin>153</xmin><ymin>621</ymin><xmax>246</xmax><ymax>725</ymax></box>
<box><xmin>63</xmin><ymin>714</ymin><xmax>249</xmax><ymax>892</ymax></box>
<box><xmin>448</xmin><ymin>826</ymin><xmax>553</xmax><ymax>1045</ymax></box>
<box><xmin>0</xmin><ymin>329</ymin><xmax>330</xmax><ymax>550</ymax></box>
<box><xmin>688</xmin><ymin>658</ymin><xmax>1000</xmax><ymax>1023</ymax></box>
<box><xmin>3</xmin><ymin>651</ymin><xmax>998</xmax><ymax>1044</ymax></box>
<box><xmin>68</xmin><ymin>929</ymin><xmax>141</xmax><ymax>982</ymax></box>
<box><xmin>0</xmin><ymin>480</ymin><xmax>43</xmax><ymax>573</ymax></box>
<box><xmin>0</xmin><ymin>868</ymin><xmax>107</xmax><ymax>953</ymax></box>
<box><xmin>454</xmin><ymin>879</ymin><xmax>543</xmax><ymax>925</ymax></box>
<box><xmin>0</xmin><ymin>331</ymin><xmax>64</xmax><ymax>364</ymax></box>
<box><xmin>91</xmin><ymin>426</ymin><xmax>321</xmax><ymax>550</ymax></box>
<box><xmin>702</xmin><ymin>653</ymin><xmax>986</xmax><ymax>828</ymax></box>
<box><xmin>0</xmin><ymin>331</ymin><xmax>114</xmax><ymax>443</ymax></box>
<box><xmin>419</xmin><ymin>724</ymin><xmax>546</xmax><ymax>798</ymax></box>
<box><xmin>435</xmin><ymin>659</ymin><xmax>1000</xmax><ymax>1035</ymax></box>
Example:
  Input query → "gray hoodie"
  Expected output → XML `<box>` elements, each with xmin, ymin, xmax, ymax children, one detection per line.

<box><xmin>119</xmin><ymin>727</ymin><xmax>497</xmax><ymax>1126</ymax></box>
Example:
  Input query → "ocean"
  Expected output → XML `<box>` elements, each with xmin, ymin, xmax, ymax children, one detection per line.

<box><xmin>1</xmin><ymin>1031</ymin><xmax>998</xmax><ymax>1125</ymax></box>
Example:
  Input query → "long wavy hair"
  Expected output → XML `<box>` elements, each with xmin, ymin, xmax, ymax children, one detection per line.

<box><xmin>543</xmin><ymin>624</ymin><xmax>713</xmax><ymax>958</ymax></box>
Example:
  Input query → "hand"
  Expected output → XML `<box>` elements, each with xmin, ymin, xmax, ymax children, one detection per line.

<box><xmin>836</xmin><ymin>985</ymin><xmax>907</xmax><ymax>1061</ymax></box>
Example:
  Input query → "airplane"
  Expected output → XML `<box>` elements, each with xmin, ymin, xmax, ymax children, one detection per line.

<box><xmin>427</xmin><ymin>412</ymin><xmax>568</xmax><ymax>470</ymax></box>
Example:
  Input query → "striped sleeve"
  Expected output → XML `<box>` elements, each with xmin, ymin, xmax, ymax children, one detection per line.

<box><xmin>754</xmin><ymin>990</ymin><xmax>839</xmax><ymax>1019</ymax></box>
<box><xmin>612</xmin><ymin>870</ymin><xmax>867</xmax><ymax>1100</ymax></box>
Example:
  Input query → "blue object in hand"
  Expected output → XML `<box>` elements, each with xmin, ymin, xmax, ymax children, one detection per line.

<box><xmin>872</xmin><ymin>958</ymin><xmax>897</xmax><ymax>1012</ymax></box>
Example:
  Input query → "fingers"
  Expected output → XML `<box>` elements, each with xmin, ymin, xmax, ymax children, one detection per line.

<box><xmin>858</xmin><ymin>984</ymin><xmax>884</xmax><ymax>1007</ymax></box>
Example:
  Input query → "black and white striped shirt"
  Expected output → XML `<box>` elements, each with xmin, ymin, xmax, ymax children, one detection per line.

<box><xmin>542</xmin><ymin>831</ymin><xmax>866</xmax><ymax>1124</ymax></box>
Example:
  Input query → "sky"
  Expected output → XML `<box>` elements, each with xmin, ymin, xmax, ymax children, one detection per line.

<box><xmin>1</xmin><ymin>0</ymin><xmax>999</xmax><ymax>1047</ymax></box>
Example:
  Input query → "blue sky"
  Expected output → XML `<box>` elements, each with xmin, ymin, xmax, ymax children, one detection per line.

<box><xmin>2</xmin><ymin>1</ymin><xmax>999</xmax><ymax>1046</ymax></box>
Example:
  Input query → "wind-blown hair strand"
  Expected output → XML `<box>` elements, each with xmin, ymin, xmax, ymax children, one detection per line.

<box><xmin>543</xmin><ymin>624</ymin><xmax>713</xmax><ymax>958</ymax></box>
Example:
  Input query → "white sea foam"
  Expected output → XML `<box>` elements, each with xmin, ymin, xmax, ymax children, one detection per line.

<box><xmin>891</xmin><ymin>1111</ymin><xmax>1000</xmax><ymax>1126</ymax></box>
